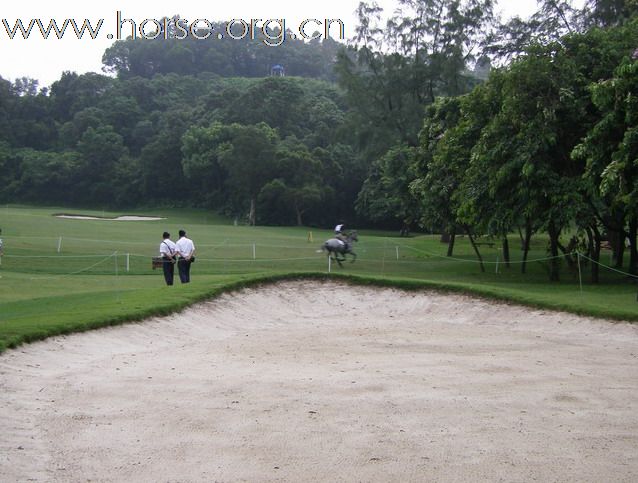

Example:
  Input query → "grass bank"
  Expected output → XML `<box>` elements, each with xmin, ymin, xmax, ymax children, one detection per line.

<box><xmin>0</xmin><ymin>205</ymin><xmax>636</xmax><ymax>353</ymax></box>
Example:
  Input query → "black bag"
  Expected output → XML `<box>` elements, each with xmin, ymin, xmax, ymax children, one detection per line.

<box><xmin>151</xmin><ymin>256</ymin><xmax>163</xmax><ymax>270</ymax></box>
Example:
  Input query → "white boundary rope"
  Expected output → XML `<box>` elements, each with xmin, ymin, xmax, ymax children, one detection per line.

<box><xmin>4</xmin><ymin>237</ymin><xmax>637</xmax><ymax>282</ymax></box>
<box><xmin>27</xmin><ymin>252</ymin><xmax>118</xmax><ymax>280</ymax></box>
<box><xmin>397</xmin><ymin>242</ymin><xmax>571</xmax><ymax>265</ymax></box>
<box><xmin>4</xmin><ymin>254</ymin><xmax>116</xmax><ymax>258</ymax></box>
<box><xmin>579</xmin><ymin>253</ymin><xmax>638</xmax><ymax>280</ymax></box>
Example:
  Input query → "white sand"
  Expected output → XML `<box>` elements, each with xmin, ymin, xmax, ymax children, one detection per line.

<box><xmin>1</xmin><ymin>281</ymin><xmax>637</xmax><ymax>482</ymax></box>
<box><xmin>55</xmin><ymin>215</ymin><xmax>165</xmax><ymax>221</ymax></box>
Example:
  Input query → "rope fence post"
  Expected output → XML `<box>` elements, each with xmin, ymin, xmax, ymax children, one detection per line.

<box><xmin>381</xmin><ymin>238</ymin><xmax>387</xmax><ymax>275</ymax></box>
<box><xmin>328</xmin><ymin>255</ymin><xmax>331</xmax><ymax>273</ymax></box>
<box><xmin>577</xmin><ymin>252</ymin><xmax>583</xmax><ymax>295</ymax></box>
<box><xmin>252</xmin><ymin>243</ymin><xmax>256</xmax><ymax>260</ymax></box>
<box><xmin>495</xmin><ymin>250</ymin><xmax>500</xmax><ymax>274</ymax></box>
<box><xmin>126</xmin><ymin>253</ymin><xmax>130</xmax><ymax>272</ymax></box>
<box><xmin>57</xmin><ymin>236</ymin><xmax>62</xmax><ymax>253</ymax></box>
<box><xmin>114</xmin><ymin>251</ymin><xmax>121</xmax><ymax>303</ymax></box>
<box><xmin>396</xmin><ymin>246</ymin><xmax>399</xmax><ymax>260</ymax></box>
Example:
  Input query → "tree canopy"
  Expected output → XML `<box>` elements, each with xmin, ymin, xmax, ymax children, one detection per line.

<box><xmin>2</xmin><ymin>3</ymin><xmax>638</xmax><ymax>267</ymax></box>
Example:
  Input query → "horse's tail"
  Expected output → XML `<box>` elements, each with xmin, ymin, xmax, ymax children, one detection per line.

<box><xmin>321</xmin><ymin>242</ymin><xmax>329</xmax><ymax>253</ymax></box>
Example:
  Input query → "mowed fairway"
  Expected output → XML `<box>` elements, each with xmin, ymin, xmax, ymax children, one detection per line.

<box><xmin>0</xmin><ymin>204</ymin><xmax>637</xmax><ymax>352</ymax></box>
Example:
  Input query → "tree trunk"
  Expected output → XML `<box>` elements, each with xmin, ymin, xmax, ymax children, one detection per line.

<box><xmin>517</xmin><ymin>226</ymin><xmax>525</xmax><ymax>250</ymax></box>
<box><xmin>628</xmin><ymin>216</ymin><xmax>637</xmax><ymax>276</ymax></box>
<box><xmin>446</xmin><ymin>226</ymin><xmax>456</xmax><ymax>257</ymax></box>
<box><xmin>557</xmin><ymin>241</ymin><xmax>576</xmax><ymax>268</ymax></box>
<box><xmin>592</xmin><ymin>224</ymin><xmax>602</xmax><ymax>283</ymax></box>
<box><xmin>465</xmin><ymin>226</ymin><xmax>485</xmax><ymax>273</ymax></box>
<box><xmin>248</xmin><ymin>197</ymin><xmax>256</xmax><ymax>226</ymax></box>
<box><xmin>585</xmin><ymin>224</ymin><xmax>601</xmax><ymax>283</ymax></box>
<box><xmin>295</xmin><ymin>204</ymin><xmax>303</xmax><ymax>227</ymax></box>
<box><xmin>548</xmin><ymin>220</ymin><xmax>560</xmax><ymax>282</ymax></box>
<box><xmin>502</xmin><ymin>237</ymin><xmax>510</xmax><ymax>268</ymax></box>
<box><xmin>608</xmin><ymin>226</ymin><xmax>626</xmax><ymax>268</ymax></box>
<box><xmin>521</xmin><ymin>219</ymin><xmax>532</xmax><ymax>274</ymax></box>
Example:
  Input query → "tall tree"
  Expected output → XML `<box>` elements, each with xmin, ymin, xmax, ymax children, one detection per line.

<box><xmin>76</xmin><ymin>125</ymin><xmax>129</xmax><ymax>202</ymax></box>
<box><xmin>182</xmin><ymin>122</ymin><xmax>280</xmax><ymax>224</ymax></box>
<box><xmin>574</xmin><ymin>54</ymin><xmax>638</xmax><ymax>274</ymax></box>
<box><xmin>217</xmin><ymin>123</ymin><xmax>280</xmax><ymax>225</ymax></box>
<box><xmin>410</xmin><ymin>97</ymin><xmax>463</xmax><ymax>255</ymax></box>
<box><xmin>356</xmin><ymin>144</ymin><xmax>419</xmax><ymax>230</ymax></box>
<box><xmin>584</xmin><ymin>0</ymin><xmax>638</xmax><ymax>26</ymax></box>
<box><xmin>338</xmin><ymin>0</ymin><xmax>494</xmax><ymax>150</ymax></box>
<box><xmin>259</xmin><ymin>138</ymin><xmax>325</xmax><ymax>226</ymax></box>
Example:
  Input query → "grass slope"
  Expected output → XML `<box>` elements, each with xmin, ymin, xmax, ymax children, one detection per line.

<box><xmin>0</xmin><ymin>205</ymin><xmax>636</xmax><ymax>353</ymax></box>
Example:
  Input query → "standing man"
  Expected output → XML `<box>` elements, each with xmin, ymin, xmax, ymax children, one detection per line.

<box><xmin>176</xmin><ymin>229</ymin><xmax>196</xmax><ymax>284</ymax></box>
<box><xmin>159</xmin><ymin>231</ymin><xmax>177</xmax><ymax>286</ymax></box>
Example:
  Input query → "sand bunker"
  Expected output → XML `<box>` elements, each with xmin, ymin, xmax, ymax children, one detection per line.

<box><xmin>55</xmin><ymin>214</ymin><xmax>165</xmax><ymax>221</ymax></box>
<box><xmin>1</xmin><ymin>281</ymin><xmax>637</xmax><ymax>482</ymax></box>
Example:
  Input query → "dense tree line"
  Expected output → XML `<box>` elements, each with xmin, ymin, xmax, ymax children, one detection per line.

<box><xmin>352</xmin><ymin>0</ymin><xmax>638</xmax><ymax>279</ymax></box>
<box><xmin>0</xmin><ymin>69</ymin><xmax>363</xmax><ymax>226</ymax></box>
<box><xmin>1</xmin><ymin>0</ymin><xmax>637</xmax><ymax>259</ymax></box>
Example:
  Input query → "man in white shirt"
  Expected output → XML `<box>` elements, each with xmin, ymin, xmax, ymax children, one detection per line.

<box><xmin>159</xmin><ymin>231</ymin><xmax>177</xmax><ymax>286</ymax></box>
<box><xmin>176</xmin><ymin>229</ymin><xmax>196</xmax><ymax>284</ymax></box>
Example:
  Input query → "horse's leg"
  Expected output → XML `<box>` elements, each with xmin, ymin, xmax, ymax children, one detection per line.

<box><xmin>327</xmin><ymin>249</ymin><xmax>341</xmax><ymax>267</ymax></box>
<box><xmin>350</xmin><ymin>250</ymin><xmax>357</xmax><ymax>263</ymax></box>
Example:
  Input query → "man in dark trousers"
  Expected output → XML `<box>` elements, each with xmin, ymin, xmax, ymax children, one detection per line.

<box><xmin>159</xmin><ymin>231</ymin><xmax>177</xmax><ymax>286</ymax></box>
<box><xmin>176</xmin><ymin>229</ymin><xmax>196</xmax><ymax>283</ymax></box>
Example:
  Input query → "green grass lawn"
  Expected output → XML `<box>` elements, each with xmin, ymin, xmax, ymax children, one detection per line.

<box><xmin>0</xmin><ymin>204</ymin><xmax>636</xmax><ymax>353</ymax></box>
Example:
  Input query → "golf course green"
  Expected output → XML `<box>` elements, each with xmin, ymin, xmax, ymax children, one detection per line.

<box><xmin>0</xmin><ymin>204</ymin><xmax>636</xmax><ymax>353</ymax></box>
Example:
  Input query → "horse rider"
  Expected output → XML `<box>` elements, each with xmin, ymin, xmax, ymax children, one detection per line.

<box><xmin>334</xmin><ymin>223</ymin><xmax>349</xmax><ymax>250</ymax></box>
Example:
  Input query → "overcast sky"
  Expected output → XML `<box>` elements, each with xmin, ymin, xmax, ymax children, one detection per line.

<box><xmin>1</xmin><ymin>0</ymin><xmax>546</xmax><ymax>88</ymax></box>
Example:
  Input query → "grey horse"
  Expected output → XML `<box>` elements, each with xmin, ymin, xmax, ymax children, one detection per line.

<box><xmin>322</xmin><ymin>231</ymin><xmax>358</xmax><ymax>267</ymax></box>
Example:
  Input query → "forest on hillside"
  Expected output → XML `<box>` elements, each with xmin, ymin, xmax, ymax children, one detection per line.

<box><xmin>0</xmin><ymin>0</ymin><xmax>637</xmax><ymax>280</ymax></box>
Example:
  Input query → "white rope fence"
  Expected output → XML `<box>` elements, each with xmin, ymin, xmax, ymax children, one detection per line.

<box><xmin>397</xmin><ymin>242</ymin><xmax>572</xmax><ymax>265</ymax></box>
<box><xmin>27</xmin><ymin>252</ymin><xmax>118</xmax><ymax>280</ymax></box>
<box><xmin>579</xmin><ymin>253</ymin><xmax>638</xmax><ymax>280</ymax></box>
<box><xmin>2</xmin><ymin>238</ymin><xmax>637</xmax><ymax>295</ymax></box>
<box><xmin>4</xmin><ymin>245</ymin><xmax>636</xmax><ymax>274</ymax></box>
<box><xmin>3</xmin><ymin>246</ymin><xmax>635</xmax><ymax>271</ymax></box>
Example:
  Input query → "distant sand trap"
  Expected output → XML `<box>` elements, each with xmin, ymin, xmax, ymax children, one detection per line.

<box><xmin>55</xmin><ymin>214</ymin><xmax>165</xmax><ymax>221</ymax></box>
<box><xmin>1</xmin><ymin>281</ymin><xmax>637</xmax><ymax>481</ymax></box>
